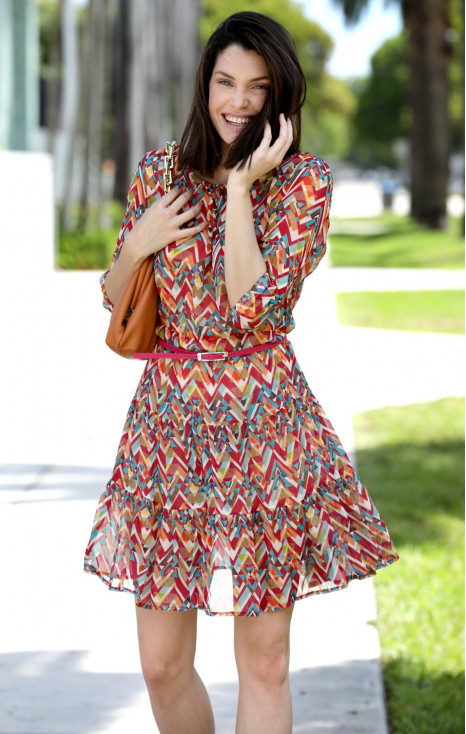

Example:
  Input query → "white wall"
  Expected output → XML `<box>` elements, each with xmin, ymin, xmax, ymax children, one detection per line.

<box><xmin>0</xmin><ymin>150</ymin><xmax>55</xmax><ymax>289</ymax></box>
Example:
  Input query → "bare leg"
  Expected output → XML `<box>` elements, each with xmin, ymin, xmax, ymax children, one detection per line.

<box><xmin>234</xmin><ymin>605</ymin><xmax>294</xmax><ymax>734</ymax></box>
<box><xmin>135</xmin><ymin>605</ymin><xmax>215</xmax><ymax>734</ymax></box>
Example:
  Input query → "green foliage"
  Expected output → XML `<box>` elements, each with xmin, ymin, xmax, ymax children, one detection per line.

<box><xmin>348</xmin><ymin>33</ymin><xmax>410</xmax><ymax>167</ymax></box>
<box><xmin>344</xmin><ymin>0</ymin><xmax>464</xmax><ymax>165</ymax></box>
<box><xmin>330</xmin><ymin>0</ymin><xmax>371</xmax><ymax>26</ymax></box>
<box><xmin>329</xmin><ymin>214</ymin><xmax>465</xmax><ymax>268</ymax></box>
<box><xmin>58</xmin><ymin>226</ymin><xmax>120</xmax><ymax>270</ymax></box>
<box><xmin>57</xmin><ymin>201</ymin><xmax>124</xmax><ymax>269</ymax></box>
<box><xmin>37</xmin><ymin>0</ymin><xmax>60</xmax><ymax>80</ymax></box>
<box><xmin>353</xmin><ymin>398</ymin><xmax>465</xmax><ymax>733</ymax></box>
<box><xmin>449</xmin><ymin>0</ymin><xmax>465</xmax><ymax>151</ymax></box>
<box><xmin>200</xmin><ymin>0</ymin><xmax>333</xmax><ymax>64</ymax></box>
<box><xmin>336</xmin><ymin>290</ymin><xmax>465</xmax><ymax>333</ymax></box>
<box><xmin>200</xmin><ymin>0</ymin><xmax>355</xmax><ymax>157</ymax></box>
<box><xmin>305</xmin><ymin>74</ymin><xmax>356</xmax><ymax>156</ymax></box>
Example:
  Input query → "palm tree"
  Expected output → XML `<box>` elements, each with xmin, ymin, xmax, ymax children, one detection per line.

<box><xmin>80</xmin><ymin>0</ymin><xmax>108</xmax><ymax>229</ymax></box>
<box><xmin>332</xmin><ymin>0</ymin><xmax>451</xmax><ymax>230</ymax></box>
<box><xmin>59</xmin><ymin>0</ymin><xmax>79</xmax><ymax>231</ymax></box>
<box><xmin>113</xmin><ymin>0</ymin><xmax>200</xmax><ymax>193</ymax></box>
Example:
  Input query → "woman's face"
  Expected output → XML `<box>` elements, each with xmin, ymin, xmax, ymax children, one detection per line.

<box><xmin>208</xmin><ymin>44</ymin><xmax>269</xmax><ymax>153</ymax></box>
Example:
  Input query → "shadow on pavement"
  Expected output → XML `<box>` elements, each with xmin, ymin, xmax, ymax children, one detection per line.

<box><xmin>0</xmin><ymin>463</ymin><xmax>111</xmax><ymax>503</ymax></box>
<box><xmin>0</xmin><ymin>651</ymin><xmax>387</xmax><ymax>734</ymax></box>
<box><xmin>0</xmin><ymin>650</ymin><xmax>144</xmax><ymax>734</ymax></box>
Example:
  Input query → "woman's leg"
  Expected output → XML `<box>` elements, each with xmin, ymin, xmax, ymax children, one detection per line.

<box><xmin>135</xmin><ymin>605</ymin><xmax>215</xmax><ymax>734</ymax></box>
<box><xmin>234</xmin><ymin>604</ymin><xmax>294</xmax><ymax>734</ymax></box>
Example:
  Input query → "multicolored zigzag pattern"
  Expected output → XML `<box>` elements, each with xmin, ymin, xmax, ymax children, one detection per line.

<box><xmin>83</xmin><ymin>147</ymin><xmax>399</xmax><ymax>616</ymax></box>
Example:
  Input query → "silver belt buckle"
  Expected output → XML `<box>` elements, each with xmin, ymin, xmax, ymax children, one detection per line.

<box><xmin>197</xmin><ymin>351</ymin><xmax>229</xmax><ymax>362</ymax></box>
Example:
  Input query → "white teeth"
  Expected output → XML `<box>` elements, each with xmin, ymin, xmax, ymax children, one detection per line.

<box><xmin>224</xmin><ymin>116</ymin><xmax>251</xmax><ymax>125</ymax></box>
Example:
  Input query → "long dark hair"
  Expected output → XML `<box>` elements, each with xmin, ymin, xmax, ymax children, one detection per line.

<box><xmin>178</xmin><ymin>11</ymin><xmax>306</xmax><ymax>177</ymax></box>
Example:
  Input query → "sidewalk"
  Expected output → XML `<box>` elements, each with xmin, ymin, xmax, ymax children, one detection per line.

<box><xmin>1</xmin><ymin>263</ymin><xmax>464</xmax><ymax>734</ymax></box>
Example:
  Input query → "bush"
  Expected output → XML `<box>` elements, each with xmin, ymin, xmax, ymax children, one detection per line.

<box><xmin>58</xmin><ymin>226</ymin><xmax>120</xmax><ymax>269</ymax></box>
<box><xmin>57</xmin><ymin>201</ymin><xmax>124</xmax><ymax>270</ymax></box>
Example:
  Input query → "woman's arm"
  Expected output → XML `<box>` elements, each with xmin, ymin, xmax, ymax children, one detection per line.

<box><xmin>103</xmin><ymin>229</ymin><xmax>149</xmax><ymax>308</ymax></box>
<box><xmin>223</xmin><ymin>182</ymin><xmax>267</xmax><ymax>308</ymax></box>
<box><xmin>224</xmin><ymin>114</ymin><xmax>293</xmax><ymax>309</ymax></box>
<box><xmin>220</xmin><ymin>154</ymin><xmax>332</xmax><ymax>332</ymax></box>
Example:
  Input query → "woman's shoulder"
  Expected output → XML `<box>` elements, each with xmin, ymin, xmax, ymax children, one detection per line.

<box><xmin>132</xmin><ymin>147</ymin><xmax>176</xmax><ymax>197</ymax></box>
<box><xmin>136</xmin><ymin>147</ymin><xmax>168</xmax><ymax>174</ymax></box>
<box><xmin>278</xmin><ymin>151</ymin><xmax>332</xmax><ymax>186</ymax></box>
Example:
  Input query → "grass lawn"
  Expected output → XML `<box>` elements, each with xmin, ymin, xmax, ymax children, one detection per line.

<box><xmin>329</xmin><ymin>213</ymin><xmax>464</xmax><ymax>269</ymax></box>
<box><xmin>336</xmin><ymin>290</ymin><xmax>465</xmax><ymax>334</ymax></box>
<box><xmin>353</xmin><ymin>398</ymin><xmax>465</xmax><ymax>734</ymax></box>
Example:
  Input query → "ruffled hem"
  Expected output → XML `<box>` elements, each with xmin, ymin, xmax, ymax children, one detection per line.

<box><xmin>83</xmin><ymin>481</ymin><xmax>400</xmax><ymax>617</ymax></box>
<box><xmin>83</xmin><ymin>556</ymin><xmax>399</xmax><ymax>617</ymax></box>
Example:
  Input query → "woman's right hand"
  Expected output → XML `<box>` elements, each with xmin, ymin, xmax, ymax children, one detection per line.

<box><xmin>128</xmin><ymin>186</ymin><xmax>207</xmax><ymax>260</ymax></box>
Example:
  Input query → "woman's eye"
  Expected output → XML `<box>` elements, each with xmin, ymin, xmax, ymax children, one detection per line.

<box><xmin>254</xmin><ymin>85</ymin><xmax>268</xmax><ymax>91</ymax></box>
<box><xmin>219</xmin><ymin>80</ymin><xmax>232</xmax><ymax>86</ymax></box>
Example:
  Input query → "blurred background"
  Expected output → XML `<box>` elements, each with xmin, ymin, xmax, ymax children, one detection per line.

<box><xmin>1</xmin><ymin>0</ymin><xmax>464</xmax><ymax>262</ymax></box>
<box><xmin>0</xmin><ymin>2</ymin><xmax>464</xmax><ymax>734</ymax></box>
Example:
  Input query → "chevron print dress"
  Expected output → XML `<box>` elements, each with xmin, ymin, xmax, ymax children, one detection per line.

<box><xmin>83</xmin><ymin>146</ymin><xmax>399</xmax><ymax>616</ymax></box>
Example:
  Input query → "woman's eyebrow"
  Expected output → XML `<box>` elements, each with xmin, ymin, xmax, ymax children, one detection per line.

<box><xmin>213</xmin><ymin>70</ymin><xmax>270</xmax><ymax>81</ymax></box>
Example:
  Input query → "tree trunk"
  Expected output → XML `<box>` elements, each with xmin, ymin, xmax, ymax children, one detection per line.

<box><xmin>113</xmin><ymin>0</ymin><xmax>200</xmax><ymax>193</ymax></box>
<box><xmin>145</xmin><ymin>0</ymin><xmax>169</xmax><ymax>150</ymax></box>
<box><xmin>60</xmin><ymin>0</ymin><xmax>79</xmax><ymax>231</ymax></box>
<box><xmin>128</xmin><ymin>0</ymin><xmax>147</xmax><ymax>176</ymax></box>
<box><xmin>402</xmin><ymin>0</ymin><xmax>451</xmax><ymax>229</ymax></box>
<box><xmin>113</xmin><ymin>0</ymin><xmax>131</xmax><ymax>201</ymax></box>
<box><xmin>173</xmin><ymin>0</ymin><xmax>199</xmax><ymax>140</ymax></box>
<box><xmin>80</xmin><ymin>0</ymin><xmax>107</xmax><ymax>230</ymax></box>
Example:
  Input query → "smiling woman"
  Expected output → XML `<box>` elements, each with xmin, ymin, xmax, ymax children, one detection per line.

<box><xmin>178</xmin><ymin>12</ymin><xmax>306</xmax><ymax>179</ymax></box>
<box><xmin>208</xmin><ymin>47</ymin><xmax>269</xmax><ymax>150</ymax></box>
<box><xmin>84</xmin><ymin>10</ymin><xmax>399</xmax><ymax>734</ymax></box>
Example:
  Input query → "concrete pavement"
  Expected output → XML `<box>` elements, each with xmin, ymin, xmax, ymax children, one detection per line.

<box><xmin>0</xmin><ymin>260</ymin><xmax>464</xmax><ymax>733</ymax></box>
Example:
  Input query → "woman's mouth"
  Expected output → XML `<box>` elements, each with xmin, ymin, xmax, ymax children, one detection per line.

<box><xmin>222</xmin><ymin>114</ymin><xmax>253</xmax><ymax>129</ymax></box>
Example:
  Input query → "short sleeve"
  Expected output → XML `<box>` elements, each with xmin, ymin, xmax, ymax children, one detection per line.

<box><xmin>100</xmin><ymin>150</ymin><xmax>162</xmax><ymax>311</ymax></box>
<box><xmin>228</xmin><ymin>156</ymin><xmax>333</xmax><ymax>331</ymax></box>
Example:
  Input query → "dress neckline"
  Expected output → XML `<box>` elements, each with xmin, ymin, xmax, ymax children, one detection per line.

<box><xmin>184</xmin><ymin>164</ymin><xmax>273</xmax><ymax>193</ymax></box>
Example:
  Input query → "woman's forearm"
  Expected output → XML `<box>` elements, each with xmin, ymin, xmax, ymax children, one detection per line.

<box><xmin>224</xmin><ymin>182</ymin><xmax>267</xmax><ymax>307</ymax></box>
<box><xmin>103</xmin><ymin>229</ymin><xmax>148</xmax><ymax>307</ymax></box>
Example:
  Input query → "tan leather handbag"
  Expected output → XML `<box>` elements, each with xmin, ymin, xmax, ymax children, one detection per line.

<box><xmin>105</xmin><ymin>141</ymin><xmax>176</xmax><ymax>358</ymax></box>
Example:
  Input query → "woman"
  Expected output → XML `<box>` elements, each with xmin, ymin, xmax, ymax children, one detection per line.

<box><xmin>84</xmin><ymin>11</ymin><xmax>399</xmax><ymax>734</ymax></box>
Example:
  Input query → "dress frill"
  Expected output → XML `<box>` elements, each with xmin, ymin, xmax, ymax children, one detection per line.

<box><xmin>84</xmin><ymin>371</ymin><xmax>399</xmax><ymax>616</ymax></box>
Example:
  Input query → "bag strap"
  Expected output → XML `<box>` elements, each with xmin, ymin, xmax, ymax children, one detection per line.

<box><xmin>162</xmin><ymin>140</ymin><xmax>177</xmax><ymax>193</ymax></box>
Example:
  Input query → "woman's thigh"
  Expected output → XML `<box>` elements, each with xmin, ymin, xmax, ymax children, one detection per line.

<box><xmin>135</xmin><ymin>605</ymin><xmax>198</xmax><ymax>679</ymax></box>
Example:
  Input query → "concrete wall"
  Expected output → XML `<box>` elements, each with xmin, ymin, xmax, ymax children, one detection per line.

<box><xmin>0</xmin><ymin>151</ymin><xmax>55</xmax><ymax>295</ymax></box>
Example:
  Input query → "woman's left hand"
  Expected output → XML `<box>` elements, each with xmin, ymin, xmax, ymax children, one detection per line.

<box><xmin>227</xmin><ymin>113</ymin><xmax>293</xmax><ymax>192</ymax></box>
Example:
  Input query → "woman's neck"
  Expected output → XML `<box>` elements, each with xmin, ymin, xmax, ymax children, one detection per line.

<box><xmin>195</xmin><ymin>167</ymin><xmax>229</xmax><ymax>186</ymax></box>
<box><xmin>209</xmin><ymin>147</ymin><xmax>231</xmax><ymax>184</ymax></box>
<box><xmin>211</xmin><ymin>168</ymin><xmax>229</xmax><ymax>185</ymax></box>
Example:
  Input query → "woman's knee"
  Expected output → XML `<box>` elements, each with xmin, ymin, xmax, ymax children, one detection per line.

<box><xmin>235</xmin><ymin>609</ymin><xmax>292</xmax><ymax>689</ymax></box>
<box><xmin>140</xmin><ymin>649</ymin><xmax>195</xmax><ymax>692</ymax></box>
<box><xmin>239</xmin><ymin>643</ymin><xmax>290</xmax><ymax>688</ymax></box>
<box><xmin>136</xmin><ymin>607</ymin><xmax>197</xmax><ymax>692</ymax></box>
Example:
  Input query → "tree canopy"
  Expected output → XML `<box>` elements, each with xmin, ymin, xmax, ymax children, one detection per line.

<box><xmin>349</xmin><ymin>33</ymin><xmax>410</xmax><ymax>167</ymax></box>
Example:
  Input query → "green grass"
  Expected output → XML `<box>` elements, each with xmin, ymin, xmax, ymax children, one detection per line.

<box><xmin>353</xmin><ymin>398</ymin><xmax>465</xmax><ymax>734</ymax></box>
<box><xmin>336</xmin><ymin>290</ymin><xmax>465</xmax><ymax>334</ymax></box>
<box><xmin>329</xmin><ymin>213</ymin><xmax>465</xmax><ymax>269</ymax></box>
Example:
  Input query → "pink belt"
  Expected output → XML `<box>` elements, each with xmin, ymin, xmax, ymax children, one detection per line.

<box><xmin>133</xmin><ymin>335</ymin><xmax>288</xmax><ymax>361</ymax></box>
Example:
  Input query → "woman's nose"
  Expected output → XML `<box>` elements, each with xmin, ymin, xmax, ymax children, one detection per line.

<box><xmin>230</xmin><ymin>88</ymin><xmax>249</xmax><ymax>109</ymax></box>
